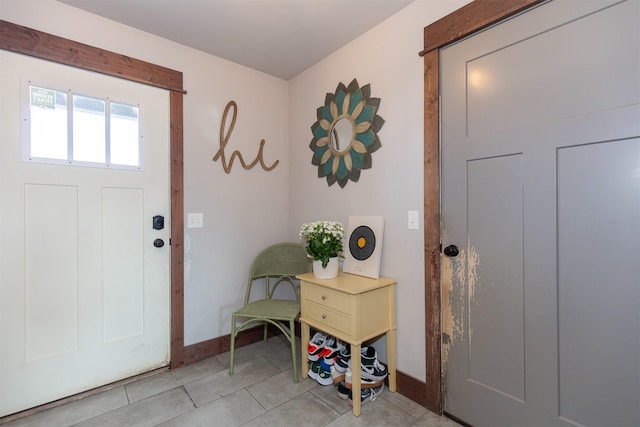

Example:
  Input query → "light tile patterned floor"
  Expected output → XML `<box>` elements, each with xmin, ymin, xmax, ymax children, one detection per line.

<box><xmin>2</xmin><ymin>336</ymin><xmax>461</xmax><ymax>427</ymax></box>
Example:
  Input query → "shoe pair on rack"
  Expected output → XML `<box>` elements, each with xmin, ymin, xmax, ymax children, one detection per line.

<box><xmin>331</xmin><ymin>345</ymin><xmax>388</xmax><ymax>404</ymax></box>
<box><xmin>307</xmin><ymin>332</ymin><xmax>341</xmax><ymax>386</ymax></box>
<box><xmin>337</xmin><ymin>381</ymin><xmax>384</xmax><ymax>405</ymax></box>
<box><xmin>330</xmin><ymin>345</ymin><xmax>388</xmax><ymax>386</ymax></box>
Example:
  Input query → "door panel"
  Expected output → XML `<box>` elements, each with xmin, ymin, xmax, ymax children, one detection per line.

<box><xmin>467</xmin><ymin>154</ymin><xmax>525</xmax><ymax>403</ymax></box>
<box><xmin>441</xmin><ymin>0</ymin><xmax>640</xmax><ymax>425</ymax></box>
<box><xmin>25</xmin><ymin>184</ymin><xmax>79</xmax><ymax>360</ymax></box>
<box><xmin>103</xmin><ymin>187</ymin><xmax>144</xmax><ymax>343</ymax></box>
<box><xmin>0</xmin><ymin>51</ymin><xmax>171</xmax><ymax>416</ymax></box>
<box><xmin>557</xmin><ymin>138</ymin><xmax>639</xmax><ymax>426</ymax></box>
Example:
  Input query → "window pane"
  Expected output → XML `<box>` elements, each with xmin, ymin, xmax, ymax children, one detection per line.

<box><xmin>110</xmin><ymin>102</ymin><xmax>140</xmax><ymax>166</ymax></box>
<box><xmin>29</xmin><ymin>86</ymin><xmax>68</xmax><ymax>160</ymax></box>
<box><xmin>73</xmin><ymin>95</ymin><xmax>105</xmax><ymax>163</ymax></box>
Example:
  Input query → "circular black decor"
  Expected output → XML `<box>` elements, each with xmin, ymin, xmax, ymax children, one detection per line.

<box><xmin>349</xmin><ymin>225</ymin><xmax>376</xmax><ymax>260</ymax></box>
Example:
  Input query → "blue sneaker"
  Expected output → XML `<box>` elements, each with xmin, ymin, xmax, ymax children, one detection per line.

<box><xmin>351</xmin><ymin>383</ymin><xmax>384</xmax><ymax>405</ymax></box>
<box><xmin>315</xmin><ymin>364</ymin><xmax>333</xmax><ymax>386</ymax></box>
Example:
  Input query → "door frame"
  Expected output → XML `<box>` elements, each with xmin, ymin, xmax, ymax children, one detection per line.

<box><xmin>0</xmin><ymin>20</ymin><xmax>188</xmax><ymax>367</ymax></box>
<box><xmin>419</xmin><ymin>0</ymin><xmax>545</xmax><ymax>415</ymax></box>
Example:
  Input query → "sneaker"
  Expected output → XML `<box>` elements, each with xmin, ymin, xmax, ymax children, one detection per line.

<box><xmin>360</xmin><ymin>348</ymin><xmax>388</xmax><ymax>383</ymax></box>
<box><xmin>342</xmin><ymin>346</ymin><xmax>373</xmax><ymax>369</ymax></box>
<box><xmin>358</xmin><ymin>346</ymin><xmax>377</xmax><ymax>366</ymax></box>
<box><xmin>350</xmin><ymin>384</ymin><xmax>384</xmax><ymax>405</ymax></box>
<box><xmin>315</xmin><ymin>363</ymin><xmax>333</xmax><ymax>386</ymax></box>
<box><xmin>337</xmin><ymin>381</ymin><xmax>384</xmax><ymax>404</ymax></box>
<box><xmin>308</xmin><ymin>361</ymin><xmax>321</xmax><ymax>381</ymax></box>
<box><xmin>318</xmin><ymin>356</ymin><xmax>332</xmax><ymax>373</ymax></box>
<box><xmin>344</xmin><ymin>367</ymin><xmax>385</xmax><ymax>389</ymax></box>
<box><xmin>307</xmin><ymin>332</ymin><xmax>327</xmax><ymax>361</ymax></box>
<box><xmin>322</xmin><ymin>336</ymin><xmax>340</xmax><ymax>366</ymax></box>
<box><xmin>334</xmin><ymin>343</ymin><xmax>351</xmax><ymax>373</ymax></box>
<box><xmin>331</xmin><ymin>364</ymin><xmax>345</xmax><ymax>385</ymax></box>
<box><xmin>337</xmin><ymin>381</ymin><xmax>350</xmax><ymax>400</ymax></box>
<box><xmin>354</xmin><ymin>346</ymin><xmax>388</xmax><ymax>382</ymax></box>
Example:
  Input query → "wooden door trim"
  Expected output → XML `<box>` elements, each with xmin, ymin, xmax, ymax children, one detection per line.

<box><xmin>420</xmin><ymin>0</ymin><xmax>545</xmax><ymax>414</ymax></box>
<box><xmin>0</xmin><ymin>20</ymin><xmax>187</xmax><ymax>367</ymax></box>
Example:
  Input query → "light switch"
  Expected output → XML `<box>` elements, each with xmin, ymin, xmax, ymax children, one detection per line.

<box><xmin>187</xmin><ymin>213</ymin><xmax>204</xmax><ymax>228</ymax></box>
<box><xmin>408</xmin><ymin>210</ymin><xmax>419</xmax><ymax>230</ymax></box>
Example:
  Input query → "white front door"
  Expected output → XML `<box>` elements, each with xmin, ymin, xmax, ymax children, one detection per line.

<box><xmin>440</xmin><ymin>0</ymin><xmax>639</xmax><ymax>425</ymax></box>
<box><xmin>0</xmin><ymin>51</ymin><xmax>171</xmax><ymax>417</ymax></box>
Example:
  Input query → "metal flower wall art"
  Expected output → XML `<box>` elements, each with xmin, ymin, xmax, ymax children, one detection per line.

<box><xmin>309</xmin><ymin>79</ymin><xmax>384</xmax><ymax>188</ymax></box>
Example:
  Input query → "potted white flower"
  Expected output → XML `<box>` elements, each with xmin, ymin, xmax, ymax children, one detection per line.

<box><xmin>299</xmin><ymin>221</ymin><xmax>344</xmax><ymax>279</ymax></box>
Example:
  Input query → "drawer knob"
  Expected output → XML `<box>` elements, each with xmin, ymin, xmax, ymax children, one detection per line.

<box><xmin>322</xmin><ymin>295</ymin><xmax>327</xmax><ymax>300</ymax></box>
<box><xmin>322</xmin><ymin>314</ymin><xmax>327</xmax><ymax>319</ymax></box>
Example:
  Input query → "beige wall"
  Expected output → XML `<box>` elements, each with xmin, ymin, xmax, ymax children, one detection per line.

<box><xmin>1</xmin><ymin>0</ymin><xmax>291</xmax><ymax>347</ymax></box>
<box><xmin>289</xmin><ymin>0</ymin><xmax>471</xmax><ymax>380</ymax></box>
<box><xmin>1</xmin><ymin>0</ymin><xmax>471</xmax><ymax>382</ymax></box>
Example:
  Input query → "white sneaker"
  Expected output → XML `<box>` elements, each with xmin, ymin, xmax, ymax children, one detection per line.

<box><xmin>344</xmin><ymin>367</ymin><xmax>385</xmax><ymax>389</ymax></box>
<box><xmin>307</xmin><ymin>332</ymin><xmax>327</xmax><ymax>361</ymax></box>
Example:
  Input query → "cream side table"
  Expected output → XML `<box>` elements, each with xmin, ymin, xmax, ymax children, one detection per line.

<box><xmin>297</xmin><ymin>271</ymin><xmax>397</xmax><ymax>416</ymax></box>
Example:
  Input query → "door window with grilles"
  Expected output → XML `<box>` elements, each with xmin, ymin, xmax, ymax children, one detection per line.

<box><xmin>24</xmin><ymin>84</ymin><xmax>142</xmax><ymax>169</ymax></box>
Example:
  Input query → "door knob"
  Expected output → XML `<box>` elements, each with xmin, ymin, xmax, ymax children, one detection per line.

<box><xmin>443</xmin><ymin>244</ymin><xmax>459</xmax><ymax>257</ymax></box>
<box><xmin>153</xmin><ymin>238</ymin><xmax>164</xmax><ymax>248</ymax></box>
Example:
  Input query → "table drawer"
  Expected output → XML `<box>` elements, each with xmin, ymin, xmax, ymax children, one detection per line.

<box><xmin>304</xmin><ymin>282</ymin><xmax>350</xmax><ymax>313</ymax></box>
<box><xmin>305</xmin><ymin>301</ymin><xmax>351</xmax><ymax>335</ymax></box>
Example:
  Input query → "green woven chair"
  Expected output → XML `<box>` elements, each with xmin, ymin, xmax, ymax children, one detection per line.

<box><xmin>229</xmin><ymin>242</ymin><xmax>311</xmax><ymax>382</ymax></box>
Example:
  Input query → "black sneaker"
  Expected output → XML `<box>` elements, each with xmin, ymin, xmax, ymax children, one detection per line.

<box><xmin>338</xmin><ymin>345</ymin><xmax>371</xmax><ymax>371</ymax></box>
<box><xmin>337</xmin><ymin>381</ymin><xmax>384</xmax><ymax>404</ymax></box>
<box><xmin>337</xmin><ymin>381</ymin><xmax>350</xmax><ymax>400</ymax></box>
<box><xmin>352</xmin><ymin>384</ymin><xmax>384</xmax><ymax>405</ymax></box>
<box><xmin>360</xmin><ymin>347</ymin><xmax>388</xmax><ymax>383</ymax></box>
<box><xmin>352</xmin><ymin>385</ymin><xmax>384</xmax><ymax>404</ymax></box>
<box><xmin>334</xmin><ymin>343</ymin><xmax>350</xmax><ymax>372</ymax></box>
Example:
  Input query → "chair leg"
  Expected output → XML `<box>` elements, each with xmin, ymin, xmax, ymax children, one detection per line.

<box><xmin>229</xmin><ymin>315</ymin><xmax>236</xmax><ymax>375</ymax></box>
<box><xmin>290</xmin><ymin>319</ymin><xmax>298</xmax><ymax>383</ymax></box>
<box><xmin>263</xmin><ymin>322</ymin><xmax>268</xmax><ymax>341</ymax></box>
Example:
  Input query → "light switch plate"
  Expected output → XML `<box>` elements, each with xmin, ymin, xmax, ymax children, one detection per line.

<box><xmin>408</xmin><ymin>210</ymin><xmax>419</xmax><ymax>230</ymax></box>
<box><xmin>187</xmin><ymin>213</ymin><xmax>204</xmax><ymax>228</ymax></box>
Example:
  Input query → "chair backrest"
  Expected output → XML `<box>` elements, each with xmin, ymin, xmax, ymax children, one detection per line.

<box><xmin>250</xmin><ymin>242</ymin><xmax>310</xmax><ymax>279</ymax></box>
<box><xmin>244</xmin><ymin>242</ymin><xmax>310</xmax><ymax>304</ymax></box>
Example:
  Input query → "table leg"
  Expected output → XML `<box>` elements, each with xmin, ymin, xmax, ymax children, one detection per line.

<box><xmin>351</xmin><ymin>343</ymin><xmax>361</xmax><ymax>416</ymax></box>
<box><xmin>301</xmin><ymin>321</ymin><xmax>310</xmax><ymax>379</ymax></box>
<box><xmin>386</xmin><ymin>328</ymin><xmax>397</xmax><ymax>392</ymax></box>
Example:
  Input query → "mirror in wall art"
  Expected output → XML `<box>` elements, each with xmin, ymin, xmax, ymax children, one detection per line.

<box><xmin>309</xmin><ymin>79</ymin><xmax>384</xmax><ymax>188</ymax></box>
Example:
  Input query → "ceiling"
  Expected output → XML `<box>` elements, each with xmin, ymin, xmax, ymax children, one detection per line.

<box><xmin>58</xmin><ymin>0</ymin><xmax>415</xmax><ymax>80</ymax></box>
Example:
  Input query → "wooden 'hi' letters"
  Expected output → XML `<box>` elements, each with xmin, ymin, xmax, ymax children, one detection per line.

<box><xmin>212</xmin><ymin>101</ymin><xmax>279</xmax><ymax>173</ymax></box>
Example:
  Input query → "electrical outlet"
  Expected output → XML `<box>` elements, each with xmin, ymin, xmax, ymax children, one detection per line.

<box><xmin>187</xmin><ymin>213</ymin><xmax>204</xmax><ymax>228</ymax></box>
<box><xmin>408</xmin><ymin>210</ymin><xmax>419</xmax><ymax>230</ymax></box>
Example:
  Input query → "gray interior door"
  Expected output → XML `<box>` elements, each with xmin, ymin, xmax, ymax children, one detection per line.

<box><xmin>440</xmin><ymin>0</ymin><xmax>639</xmax><ymax>425</ymax></box>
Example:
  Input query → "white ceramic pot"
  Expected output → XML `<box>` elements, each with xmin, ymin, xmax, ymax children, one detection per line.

<box><xmin>312</xmin><ymin>256</ymin><xmax>339</xmax><ymax>279</ymax></box>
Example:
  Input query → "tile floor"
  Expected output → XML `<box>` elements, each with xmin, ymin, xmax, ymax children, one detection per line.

<box><xmin>2</xmin><ymin>336</ymin><xmax>461</xmax><ymax>427</ymax></box>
